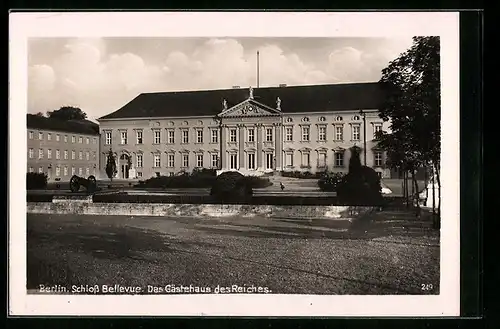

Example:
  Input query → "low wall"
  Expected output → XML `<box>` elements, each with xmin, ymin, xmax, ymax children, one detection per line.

<box><xmin>27</xmin><ymin>202</ymin><xmax>375</xmax><ymax>219</ymax></box>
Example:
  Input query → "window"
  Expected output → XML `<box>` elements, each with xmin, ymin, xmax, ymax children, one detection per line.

<box><xmin>301</xmin><ymin>152</ymin><xmax>310</xmax><ymax>167</ymax></box>
<box><xmin>120</xmin><ymin>131</ymin><xmax>127</xmax><ymax>144</ymax></box>
<box><xmin>285</xmin><ymin>127</ymin><xmax>293</xmax><ymax>141</ymax></box>
<box><xmin>318</xmin><ymin>153</ymin><xmax>327</xmax><ymax>167</ymax></box>
<box><xmin>266</xmin><ymin>153</ymin><xmax>274</xmax><ymax>169</ymax></box>
<box><xmin>266</xmin><ymin>128</ymin><xmax>273</xmax><ymax>142</ymax></box>
<box><xmin>137</xmin><ymin>172</ymin><xmax>143</xmax><ymax>178</ymax></box>
<box><xmin>247</xmin><ymin>128</ymin><xmax>255</xmax><ymax>142</ymax></box>
<box><xmin>136</xmin><ymin>154</ymin><xmax>143</xmax><ymax>168</ymax></box>
<box><xmin>79</xmin><ymin>151</ymin><xmax>82</xmax><ymax>160</ymax></box>
<box><xmin>47</xmin><ymin>133</ymin><xmax>52</xmax><ymax>141</ymax></box>
<box><xmin>71</xmin><ymin>150</ymin><xmax>75</xmax><ymax>160</ymax></box>
<box><xmin>374</xmin><ymin>151</ymin><xmax>383</xmax><ymax>167</ymax></box>
<box><xmin>303</xmin><ymin>117</ymin><xmax>310</xmax><ymax>122</ymax></box>
<box><xmin>302</xmin><ymin>126</ymin><xmax>310</xmax><ymax>141</ymax></box>
<box><xmin>39</xmin><ymin>132</ymin><xmax>43</xmax><ymax>140</ymax></box>
<box><xmin>168</xmin><ymin>154</ymin><xmax>175</xmax><ymax>168</ymax></box>
<box><xmin>55</xmin><ymin>150</ymin><xmax>60</xmax><ymax>160</ymax></box>
<box><xmin>319</xmin><ymin>116</ymin><xmax>326</xmax><ymax>122</ymax></box>
<box><xmin>374</xmin><ymin>124</ymin><xmax>382</xmax><ymax>138</ymax></box>
<box><xmin>28</xmin><ymin>148</ymin><xmax>34</xmax><ymax>159</ymax></box>
<box><xmin>38</xmin><ymin>149</ymin><xmax>43</xmax><ymax>159</ymax></box>
<box><xmin>247</xmin><ymin>153</ymin><xmax>256</xmax><ymax>169</ymax></box>
<box><xmin>211</xmin><ymin>129</ymin><xmax>218</xmax><ymax>143</ymax></box>
<box><xmin>39</xmin><ymin>167</ymin><xmax>44</xmax><ymax>174</ymax></box>
<box><xmin>154</xmin><ymin>130</ymin><xmax>161</xmax><ymax>144</ymax></box>
<box><xmin>29</xmin><ymin>131</ymin><xmax>33</xmax><ymax>139</ymax></box>
<box><xmin>196</xmin><ymin>154</ymin><xmax>203</xmax><ymax>167</ymax></box>
<box><xmin>71</xmin><ymin>167</ymin><xmax>75</xmax><ymax>175</ymax></box>
<box><xmin>285</xmin><ymin>153</ymin><xmax>293</xmax><ymax>167</ymax></box>
<box><xmin>167</xmin><ymin>129</ymin><xmax>175</xmax><ymax>144</ymax></box>
<box><xmin>352</xmin><ymin>125</ymin><xmax>360</xmax><ymax>141</ymax></box>
<box><xmin>182</xmin><ymin>130</ymin><xmax>189</xmax><ymax>144</ymax></box>
<box><xmin>55</xmin><ymin>166</ymin><xmax>61</xmax><ymax>177</ymax></box>
<box><xmin>353</xmin><ymin>115</ymin><xmax>360</xmax><ymax>121</ymax></box>
<box><xmin>211</xmin><ymin>154</ymin><xmax>219</xmax><ymax>168</ymax></box>
<box><xmin>86</xmin><ymin>167</ymin><xmax>90</xmax><ymax>176</ymax></box>
<box><xmin>318</xmin><ymin>126</ymin><xmax>326</xmax><ymax>141</ymax></box>
<box><xmin>86</xmin><ymin>137</ymin><xmax>89</xmax><ymax>144</ymax></box>
<box><xmin>196</xmin><ymin>129</ymin><xmax>203</xmax><ymax>143</ymax></box>
<box><xmin>28</xmin><ymin>167</ymin><xmax>34</xmax><ymax>173</ymax></box>
<box><xmin>182</xmin><ymin>154</ymin><xmax>189</xmax><ymax>168</ymax></box>
<box><xmin>64</xmin><ymin>135</ymin><xmax>68</xmax><ymax>143</ymax></box>
<box><xmin>229</xmin><ymin>129</ymin><xmax>237</xmax><ymax>142</ymax></box>
<box><xmin>105</xmin><ymin>132</ymin><xmax>111</xmax><ymax>145</ymax></box>
<box><xmin>86</xmin><ymin>151</ymin><xmax>90</xmax><ymax>161</ymax></box>
<box><xmin>63</xmin><ymin>166</ymin><xmax>68</xmax><ymax>176</ymax></box>
<box><xmin>286</xmin><ymin>117</ymin><xmax>293</xmax><ymax>123</ymax></box>
<box><xmin>229</xmin><ymin>153</ymin><xmax>237</xmax><ymax>169</ymax></box>
<box><xmin>336</xmin><ymin>116</ymin><xmax>343</xmax><ymax>122</ymax></box>
<box><xmin>335</xmin><ymin>126</ymin><xmax>343</xmax><ymax>141</ymax></box>
<box><xmin>335</xmin><ymin>152</ymin><xmax>344</xmax><ymax>167</ymax></box>
<box><xmin>154</xmin><ymin>154</ymin><xmax>161</xmax><ymax>168</ymax></box>
<box><xmin>93</xmin><ymin>152</ymin><xmax>96</xmax><ymax>160</ymax></box>
<box><xmin>78</xmin><ymin>167</ymin><xmax>83</xmax><ymax>176</ymax></box>
<box><xmin>64</xmin><ymin>150</ymin><xmax>68</xmax><ymax>160</ymax></box>
<box><xmin>135</xmin><ymin>130</ymin><xmax>143</xmax><ymax>144</ymax></box>
<box><xmin>47</xmin><ymin>149</ymin><xmax>52</xmax><ymax>159</ymax></box>
<box><xmin>78</xmin><ymin>136</ymin><xmax>83</xmax><ymax>144</ymax></box>
<box><xmin>56</xmin><ymin>134</ymin><xmax>60</xmax><ymax>142</ymax></box>
<box><xmin>93</xmin><ymin>138</ymin><xmax>97</xmax><ymax>144</ymax></box>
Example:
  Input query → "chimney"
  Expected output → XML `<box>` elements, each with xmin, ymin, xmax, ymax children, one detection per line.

<box><xmin>279</xmin><ymin>83</ymin><xmax>287</xmax><ymax>87</ymax></box>
<box><xmin>232</xmin><ymin>85</ymin><xmax>240</xmax><ymax>89</ymax></box>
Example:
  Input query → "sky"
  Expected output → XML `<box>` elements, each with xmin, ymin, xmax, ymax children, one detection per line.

<box><xmin>28</xmin><ymin>37</ymin><xmax>413</xmax><ymax>121</ymax></box>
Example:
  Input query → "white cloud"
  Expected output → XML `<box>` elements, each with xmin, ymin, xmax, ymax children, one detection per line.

<box><xmin>28</xmin><ymin>37</ymin><xmax>413</xmax><ymax>120</ymax></box>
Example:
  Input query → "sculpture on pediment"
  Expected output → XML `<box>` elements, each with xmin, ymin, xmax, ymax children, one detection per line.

<box><xmin>276</xmin><ymin>97</ymin><xmax>281</xmax><ymax>111</ymax></box>
<box><xmin>222</xmin><ymin>99</ymin><xmax>228</xmax><ymax>110</ymax></box>
<box><xmin>249</xmin><ymin>86</ymin><xmax>254</xmax><ymax>99</ymax></box>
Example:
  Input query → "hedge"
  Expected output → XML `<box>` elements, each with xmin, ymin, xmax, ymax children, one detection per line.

<box><xmin>27</xmin><ymin>172</ymin><xmax>48</xmax><ymax>190</ymax></box>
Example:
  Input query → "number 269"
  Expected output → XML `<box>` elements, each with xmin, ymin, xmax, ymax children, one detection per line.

<box><xmin>421</xmin><ymin>284</ymin><xmax>433</xmax><ymax>291</ymax></box>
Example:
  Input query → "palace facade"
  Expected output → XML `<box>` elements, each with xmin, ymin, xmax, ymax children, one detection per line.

<box><xmin>27</xmin><ymin>114</ymin><xmax>100</xmax><ymax>181</ymax></box>
<box><xmin>97</xmin><ymin>82</ymin><xmax>392</xmax><ymax>180</ymax></box>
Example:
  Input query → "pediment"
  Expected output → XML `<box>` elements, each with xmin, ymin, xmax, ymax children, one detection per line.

<box><xmin>219</xmin><ymin>99</ymin><xmax>281</xmax><ymax>118</ymax></box>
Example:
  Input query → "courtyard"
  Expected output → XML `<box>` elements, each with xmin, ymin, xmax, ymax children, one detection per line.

<box><xmin>27</xmin><ymin>208</ymin><xmax>439</xmax><ymax>295</ymax></box>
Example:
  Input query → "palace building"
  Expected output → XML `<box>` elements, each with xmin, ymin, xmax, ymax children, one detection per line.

<box><xmin>27</xmin><ymin>114</ymin><xmax>100</xmax><ymax>181</ymax></box>
<box><xmin>97</xmin><ymin>82</ymin><xmax>392</xmax><ymax>180</ymax></box>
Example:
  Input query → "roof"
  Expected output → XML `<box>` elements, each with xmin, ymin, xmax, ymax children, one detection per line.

<box><xmin>27</xmin><ymin>114</ymin><xmax>100</xmax><ymax>136</ymax></box>
<box><xmin>98</xmin><ymin>82</ymin><xmax>385</xmax><ymax>120</ymax></box>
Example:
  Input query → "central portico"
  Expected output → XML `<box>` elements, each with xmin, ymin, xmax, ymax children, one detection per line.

<box><xmin>217</xmin><ymin>87</ymin><xmax>283</xmax><ymax>174</ymax></box>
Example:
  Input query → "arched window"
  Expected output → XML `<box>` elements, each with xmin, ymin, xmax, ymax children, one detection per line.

<box><xmin>353</xmin><ymin>115</ymin><xmax>360</xmax><ymax>121</ymax></box>
<box><xmin>286</xmin><ymin>117</ymin><xmax>293</xmax><ymax>123</ymax></box>
<box><xmin>336</xmin><ymin>116</ymin><xmax>343</xmax><ymax>121</ymax></box>
<box><xmin>319</xmin><ymin>116</ymin><xmax>326</xmax><ymax>122</ymax></box>
<box><xmin>303</xmin><ymin>117</ymin><xmax>310</xmax><ymax>122</ymax></box>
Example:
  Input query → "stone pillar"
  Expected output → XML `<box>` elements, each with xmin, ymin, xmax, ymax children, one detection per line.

<box><xmin>274</xmin><ymin>122</ymin><xmax>283</xmax><ymax>171</ymax></box>
<box><xmin>256</xmin><ymin>123</ymin><xmax>263</xmax><ymax>170</ymax></box>
<box><xmin>238</xmin><ymin>124</ymin><xmax>245</xmax><ymax>170</ymax></box>
<box><xmin>220</xmin><ymin>125</ymin><xmax>227</xmax><ymax>169</ymax></box>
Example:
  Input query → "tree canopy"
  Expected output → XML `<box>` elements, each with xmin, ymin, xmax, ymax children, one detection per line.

<box><xmin>375</xmin><ymin>36</ymin><xmax>441</xmax><ymax>174</ymax></box>
<box><xmin>47</xmin><ymin>106</ymin><xmax>88</xmax><ymax>121</ymax></box>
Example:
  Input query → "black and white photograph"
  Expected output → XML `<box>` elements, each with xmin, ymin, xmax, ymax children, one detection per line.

<box><xmin>9</xmin><ymin>12</ymin><xmax>460</xmax><ymax>316</ymax></box>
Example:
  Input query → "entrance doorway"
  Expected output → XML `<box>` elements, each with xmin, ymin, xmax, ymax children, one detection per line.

<box><xmin>266</xmin><ymin>153</ymin><xmax>274</xmax><ymax>170</ymax></box>
<box><xmin>119</xmin><ymin>154</ymin><xmax>130</xmax><ymax>179</ymax></box>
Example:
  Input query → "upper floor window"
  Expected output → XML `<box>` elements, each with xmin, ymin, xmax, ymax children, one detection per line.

<box><xmin>335</xmin><ymin>126</ymin><xmax>343</xmax><ymax>141</ymax></box>
<box><xmin>38</xmin><ymin>132</ymin><xmax>43</xmax><ymax>140</ymax></box>
<box><xmin>105</xmin><ymin>131</ymin><xmax>112</xmax><ymax>145</ymax></box>
<box><xmin>352</xmin><ymin>125</ymin><xmax>360</xmax><ymax>141</ymax></box>
<box><xmin>353</xmin><ymin>115</ymin><xmax>360</xmax><ymax>121</ymax></box>
<box><xmin>154</xmin><ymin>154</ymin><xmax>161</xmax><ymax>168</ymax></box>
<box><xmin>285</xmin><ymin>127</ymin><xmax>293</xmax><ymax>142</ymax></box>
<box><xmin>120</xmin><ymin>131</ymin><xmax>128</xmax><ymax>145</ymax></box>
<box><xmin>318</xmin><ymin>126</ymin><xmax>326</xmax><ymax>141</ymax></box>
<box><xmin>247</xmin><ymin>128</ymin><xmax>255</xmax><ymax>142</ymax></box>
<box><xmin>336</xmin><ymin>116</ymin><xmax>343</xmax><ymax>122</ymax></box>
<box><xmin>86</xmin><ymin>137</ymin><xmax>89</xmax><ymax>144</ymax></box>
<box><xmin>28</xmin><ymin>131</ymin><xmax>34</xmax><ymax>139</ymax></box>
<box><xmin>136</xmin><ymin>130</ymin><xmax>143</xmax><ymax>144</ymax></box>
<box><xmin>182</xmin><ymin>129</ymin><xmax>189</xmax><ymax>144</ymax></box>
<box><xmin>374</xmin><ymin>124</ymin><xmax>382</xmax><ymax>138</ymax></box>
<box><xmin>72</xmin><ymin>136</ymin><xmax>76</xmax><ymax>143</ymax></box>
<box><xmin>56</xmin><ymin>134</ymin><xmax>60</xmax><ymax>142</ymax></box>
<box><xmin>78</xmin><ymin>136</ymin><xmax>83</xmax><ymax>144</ymax></box>
<box><xmin>302</xmin><ymin>117</ymin><xmax>310</xmax><ymax>122</ymax></box>
<box><xmin>301</xmin><ymin>126</ymin><xmax>310</xmax><ymax>141</ymax></box>
<box><xmin>286</xmin><ymin>117</ymin><xmax>293</xmax><ymax>123</ymax></box>
<box><xmin>47</xmin><ymin>149</ymin><xmax>52</xmax><ymax>159</ymax></box>
<box><xmin>136</xmin><ymin>154</ymin><xmax>143</xmax><ymax>168</ymax></box>
<box><xmin>38</xmin><ymin>149</ymin><xmax>43</xmax><ymax>159</ymax></box>
<box><xmin>319</xmin><ymin>116</ymin><xmax>326</xmax><ymax>122</ymax></box>
<box><xmin>196</xmin><ymin>129</ymin><xmax>203</xmax><ymax>143</ymax></box>
<box><xmin>28</xmin><ymin>148</ymin><xmax>34</xmax><ymax>159</ymax></box>
<box><xmin>64</xmin><ymin>135</ymin><xmax>68</xmax><ymax>143</ymax></box>
<box><xmin>153</xmin><ymin>130</ymin><xmax>161</xmax><ymax>144</ymax></box>
<box><xmin>266</xmin><ymin>128</ymin><xmax>273</xmax><ymax>142</ymax></box>
<box><xmin>167</xmin><ymin>129</ymin><xmax>175</xmax><ymax>144</ymax></box>
<box><xmin>47</xmin><ymin>133</ymin><xmax>52</xmax><ymax>141</ymax></box>
<box><xmin>55</xmin><ymin>150</ymin><xmax>60</xmax><ymax>160</ymax></box>
<box><xmin>229</xmin><ymin>128</ymin><xmax>237</xmax><ymax>143</ymax></box>
<box><xmin>211</xmin><ymin>129</ymin><xmax>218</xmax><ymax>143</ymax></box>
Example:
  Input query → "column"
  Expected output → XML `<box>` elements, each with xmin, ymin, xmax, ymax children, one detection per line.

<box><xmin>238</xmin><ymin>124</ymin><xmax>245</xmax><ymax>169</ymax></box>
<box><xmin>274</xmin><ymin>122</ymin><xmax>283</xmax><ymax>171</ymax></box>
<box><xmin>220</xmin><ymin>125</ymin><xmax>227</xmax><ymax>169</ymax></box>
<box><xmin>256</xmin><ymin>123</ymin><xmax>263</xmax><ymax>170</ymax></box>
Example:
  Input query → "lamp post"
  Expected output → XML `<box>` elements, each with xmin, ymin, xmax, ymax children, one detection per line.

<box><xmin>359</xmin><ymin>109</ymin><xmax>367</xmax><ymax>166</ymax></box>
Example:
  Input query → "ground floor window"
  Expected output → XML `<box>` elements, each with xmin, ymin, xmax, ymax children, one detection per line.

<box><xmin>154</xmin><ymin>154</ymin><xmax>161</xmax><ymax>168</ymax></box>
<box><xmin>63</xmin><ymin>166</ymin><xmax>68</xmax><ymax>176</ymax></box>
<box><xmin>137</xmin><ymin>172</ymin><xmax>143</xmax><ymax>178</ymax></box>
<box><xmin>71</xmin><ymin>167</ymin><xmax>75</xmax><ymax>175</ymax></box>
<box><xmin>38</xmin><ymin>167</ymin><xmax>43</xmax><ymax>174</ymax></box>
<box><xmin>285</xmin><ymin>152</ymin><xmax>293</xmax><ymax>167</ymax></box>
<box><xmin>182</xmin><ymin>154</ymin><xmax>189</xmax><ymax>168</ymax></box>
<box><xmin>28</xmin><ymin>167</ymin><xmax>34</xmax><ymax>173</ymax></box>
<box><xmin>335</xmin><ymin>152</ymin><xmax>344</xmax><ymax>167</ymax></box>
<box><xmin>301</xmin><ymin>152</ymin><xmax>310</xmax><ymax>167</ymax></box>
<box><xmin>78</xmin><ymin>167</ymin><xmax>83</xmax><ymax>176</ymax></box>
<box><xmin>374</xmin><ymin>151</ymin><xmax>383</xmax><ymax>167</ymax></box>
<box><xmin>211</xmin><ymin>154</ymin><xmax>219</xmax><ymax>168</ymax></box>
<box><xmin>196</xmin><ymin>154</ymin><xmax>203</xmax><ymax>168</ymax></box>
<box><xmin>86</xmin><ymin>167</ymin><xmax>90</xmax><ymax>176</ymax></box>
<box><xmin>248</xmin><ymin>153</ymin><xmax>256</xmax><ymax>169</ymax></box>
<box><xmin>318</xmin><ymin>152</ymin><xmax>327</xmax><ymax>168</ymax></box>
<box><xmin>168</xmin><ymin>154</ymin><xmax>175</xmax><ymax>168</ymax></box>
<box><xmin>55</xmin><ymin>166</ymin><xmax>61</xmax><ymax>177</ymax></box>
<box><xmin>136</xmin><ymin>154</ymin><xmax>143</xmax><ymax>168</ymax></box>
<box><xmin>229</xmin><ymin>153</ymin><xmax>238</xmax><ymax>169</ymax></box>
<box><xmin>265</xmin><ymin>153</ymin><xmax>274</xmax><ymax>169</ymax></box>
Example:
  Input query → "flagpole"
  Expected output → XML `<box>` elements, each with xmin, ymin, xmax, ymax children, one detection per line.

<box><xmin>257</xmin><ymin>51</ymin><xmax>260</xmax><ymax>88</ymax></box>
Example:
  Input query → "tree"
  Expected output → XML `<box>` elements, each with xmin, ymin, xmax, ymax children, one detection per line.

<box><xmin>376</xmin><ymin>36</ymin><xmax>441</xmax><ymax>219</ymax></box>
<box><xmin>105</xmin><ymin>149</ymin><xmax>117</xmax><ymax>182</ymax></box>
<box><xmin>47</xmin><ymin>106</ymin><xmax>88</xmax><ymax>121</ymax></box>
<box><xmin>35</xmin><ymin>112</ymin><xmax>45</xmax><ymax>117</ymax></box>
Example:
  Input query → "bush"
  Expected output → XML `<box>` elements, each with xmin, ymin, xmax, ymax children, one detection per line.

<box><xmin>27</xmin><ymin>172</ymin><xmax>48</xmax><ymax>190</ymax></box>
<box><xmin>337</xmin><ymin>166</ymin><xmax>383</xmax><ymax>205</ymax></box>
<box><xmin>141</xmin><ymin>174</ymin><xmax>216</xmax><ymax>189</ymax></box>
<box><xmin>281</xmin><ymin>170</ymin><xmax>324</xmax><ymax>179</ymax></box>
<box><xmin>210</xmin><ymin>171</ymin><xmax>253</xmax><ymax>202</ymax></box>
<box><xmin>245</xmin><ymin>176</ymin><xmax>273</xmax><ymax>188</ymax></box>
<box><xmin>318</xmin><ymin>172</ymin><xmax>345</xmax><ymax>192</ymax></box>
